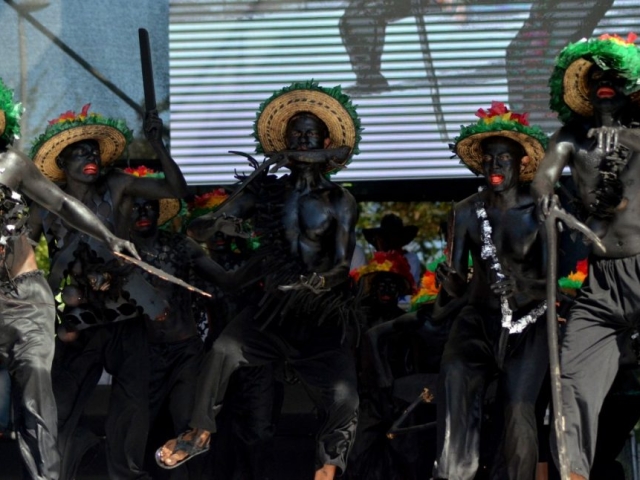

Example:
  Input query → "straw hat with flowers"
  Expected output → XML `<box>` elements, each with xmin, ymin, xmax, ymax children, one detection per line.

<box><xmin>549</xmin><ymin>33</ymin><xmax>640</xmax><ymax>123</ymax></box>
<box><xmin>0</xmin><ymin>78</ymin><xmax>24</xmax><ymax>146</ymax></box>
<box><xmin>453</xmin><ymin>101</ymin><xmax>548</xmax><ymax>182</ymax></box>
<box><xmin>123</xmin><ymin>166</ymin><xmax>182</xmax><ymax>226</ymax></box>
<box><xmin>30</xmin><ymin>103</ymin><xmax>133</xmax><ymax>183</ymax></box>
<box><xmin>253</xmin><ymin>80</ymin><xmax>362</xmax><ymax>174</ymax></box>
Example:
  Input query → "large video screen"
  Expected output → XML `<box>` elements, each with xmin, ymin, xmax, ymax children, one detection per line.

<box><xmin>169</xmin><ymin>0</ymin><xmax>639</xmax><ymax>185</ymax></box>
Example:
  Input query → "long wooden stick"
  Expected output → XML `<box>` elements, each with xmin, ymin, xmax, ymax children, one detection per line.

<box><xmin>545</xmin><ymin>204</ymin><xmax>604</xmax><ymax>480</ymax></box>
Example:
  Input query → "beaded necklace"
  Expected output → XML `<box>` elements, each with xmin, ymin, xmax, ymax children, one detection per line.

<box><xmin>474</xmin><ymin>194</ymin><xmax>546</xmax><ymax>334</ymax></box>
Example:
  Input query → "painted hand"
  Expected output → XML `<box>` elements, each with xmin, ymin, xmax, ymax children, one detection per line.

<box><xmin>143</xmin><ymin>110</ymin><xmax>163</xmax><ymax>144</ymax></box>
<box><xmin>588</xmin><ymin>126</ymin><xmax>620</xmax><ymax>154</ymax></box>
<box><xmin>535</xmin><ymin>192</ymin><xmax>560</xmax><ymax>221</ymax></box>
<box><xmin>278</xmin><ymin>272</ymin><xmax>329</xmax><ymax>295</ymax></box>
<box><xmin>213</xmin><ymin>215</ymin><xmax>250</xmax><ymax>239</ymax></box>
<box><xmin>107</xmin><ymin>235</ymin><xmax>141</xmax><ymax>260</ymax></box>
<box><xmin>491</xmin><ymin>277</ymin><xmax>516</xmax><ymax>298</ymax></box>
<box><xmin>435</xmin><ymin>263</ymin><xmax>466</xmax><ymax>297</ymax></box>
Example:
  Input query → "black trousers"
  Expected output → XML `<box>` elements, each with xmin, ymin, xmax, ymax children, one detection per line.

<box><xmin>557</xmin><ymin>254</ymin><xmax>640</xmax><ymax>478</ymax></box>
<box><xmin>148</xmin><ymin>335</ymin><xmax>204</xmax><ymax>480</ymax></box>
<box><xmin>0</xmin><ymin>271</ymin><xmax>59</xmax><ymax>480</ymax></box>
<box><xmin>190</xmin><ymin>307</ymin><xmax>359</xmax><ymax>474</ymax></box>
<box><xmin>52</xmin><ymin>319</ymin><xmax>150</xmax><ymax>480</ymax></box>
<box><xmin>209</xmin><ymin>363</ymin><xmax>281</xmax><ymax>480</ymax></box>
<box><xmin>433</xmin><ymin>304</ymin><xmax>548</xmax><ymax>480</ymax></box>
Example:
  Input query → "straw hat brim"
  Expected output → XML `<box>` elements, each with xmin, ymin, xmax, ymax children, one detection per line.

<box><xmin>256</xmin><ymin>89</ymin><xmax>357</xmax><ymax>169</ymax></box>
<box><xmin>32</xmin><ymin>125</ymin><xmax>128</xmax><ymax>183</ymax></box>
<box><xmin>455</xmin><ymin>131</ymin><xmax>545</xmax><ymax>182</ymax></box>
<box><xmin>563</xmin><ymin>58</ymin><xmax>640</xmax><ymax>117</ymax></box>
<box><xmin>0</xmin><ymin>111</ymin><xmax>5</xmax><ymax>139</ymax></box>
<box><xmin>563</xmin><ymin>58</ymin><xmax>596</xmax><ymax>118</ymax></box>
<box><xmin>158</xmin><ymin>198</ymin><xmax>181</xmax><ymax>226</ymax></box>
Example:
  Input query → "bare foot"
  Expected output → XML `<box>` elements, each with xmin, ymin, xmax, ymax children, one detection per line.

<box><xmin>156</xmin><ymin>428</ymin><xmax>210</xmax><ymax>467</ymax></box>
<box><xmin>314</xmin><ymin>464</ymin><xmax>337</xmax><ymax>480</ymax></box>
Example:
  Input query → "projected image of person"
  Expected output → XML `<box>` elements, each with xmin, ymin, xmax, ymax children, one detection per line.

<box><xmin>156</xmin><ymin>81</ymin><xmax>362</xmax><ymax>480</ymax></box>
<box><xmin>338</xmin><ymin>0</ymin><xmax>466</xmax><ymax>91</ymax></box>
<box><xmin>531</xmin><ymin>33</ymin><xmax>640</xmax><ymax>480</ymax></box>
<box><xmin>340</xmin><ymin>0</ymin><xmax>612</xmax><ymax>97</ymax></box>
<box><xmin>433</xmin><ymin>102</ymin><xmax>549</xmax><ymax>480</ymax></box>
<box><xmin>506</xmin><ymin>0</ymin><xmax>613</xmax><ymax>125</ymax></box>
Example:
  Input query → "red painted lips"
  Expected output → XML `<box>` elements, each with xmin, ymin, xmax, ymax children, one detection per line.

<box><xmin>83</xmin><ymin>163</ymin><xmax>98</xmax><ymax>175</ymax></box>
<box><xmin>597</xmin><ymin>87</ymin><xmax>616</xmax><ymax>98</ymax></box>
<box><xmin>489</xmin><ymin>174</ymin><xmax>504</xmax><ymax>186</ymax></box>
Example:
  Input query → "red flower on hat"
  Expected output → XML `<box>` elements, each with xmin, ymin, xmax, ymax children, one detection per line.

<box><xmin>576</xmin><ymin>258</ymin><xmax>588</xmax><ymax>275</ymax></box>
<box><xmin>49</xmin><ymin>103</ymin><xmax>95</xmax><ymax>125</ymax></box>
<box><xmin>598</xmin><ymin>32</ymin><xmax>637</xmax><ymax>45</ymax></box>
<box><xmin>475</xmin><ymin>101</ymin><xmax>530</xmax><ymax>126</ymax></box>
<box><xmin>124</xmin><ymin>165</ymin><xmax>157</xmax><ymax>177</ymax></box>
<box><xmin>191</xmin><ymin>188</ymin><xmax>228</xmax><ymax>210</ymax></box>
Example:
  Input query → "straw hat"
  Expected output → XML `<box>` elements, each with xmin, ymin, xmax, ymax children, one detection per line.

<box><xmin>0</xmin><ymin>78</ymin><xmax>24</xmax><ymax>145</ymax></box>
<box><xmin>30</xmin><ymin>104</ymin><xmax>133</xmax><ymax>183</ymax></box>
<box><xmin>549</xmin><ymin>33</ymin><xmax>640</xmax><ymax>123</ymax></box>
<box><xmin>253</xmin><ymin>81</ymin><xmax>362</xmax><ymax>173</ymax></box>
<box><xmin>123</xmin><ymin>166</ymin><xmax>181</xmax><ymax>226</ymax></box>
<box><xmin>453</xmin><ymin>102</ymin><xmax>548</xmax><ymax>182</ymax></box>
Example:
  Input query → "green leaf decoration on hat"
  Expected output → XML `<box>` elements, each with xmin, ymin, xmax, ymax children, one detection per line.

<box><xmin>0</xmin><ymin>78</ymin><xmax>24</xmax><ymax>145</ymax></box>
<box><xmin>549</xmin><ymin>33</ymin><xmax>640</xmax><ymax>123</ymax></box>
<box><xmin>253</xmin><ymin>80</ymin><xmax>362</xmax><ymax>167</ymax></box>
<box><xmin>29</xmin><ymin>103</ymin><xmax>133</xmax><ymax>159</ymax></box>
<box><xmin>454</xmin><ymin>101</ymin><xmax>549</xmax><ymax>152</ymax></box>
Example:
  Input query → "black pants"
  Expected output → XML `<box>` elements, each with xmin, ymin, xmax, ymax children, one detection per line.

<box><xmin>434</xmin><ymin>304</ymin><xmax>548</xmax><ymax>480</ymax></box>
<box><xmin>0</xmin><ymin>271</ymin><xmax>59</xmax><ymax>480</ymax></box>
<box><xmin>190</xmin><ymin>307</ymin><xmax>359</xmax><ymax>474</ymax></box>
<box><xmin>557</xmin><ymin>254</ymin><xmax>640</xmax><ymax>478</ymax></box>
<box><xmin>209</xmin><ymin>363</ymin><xmax>281</xmax><ymax>480</ymax></box>
<box><xmin>148</xmin><ymin>335</ymin><xmax>204</xmax><ymax>480</ymax></box>
<box><xmin>52</xmin><ymin>319</ymin><xmax>150</xmax><ymax>480</ymax></box>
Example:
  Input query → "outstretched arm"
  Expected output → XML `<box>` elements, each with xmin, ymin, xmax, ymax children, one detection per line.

<box><xmin>15</xmin><ymin>151</ymin><xmax>139</xmax><ymax>258</ymax></box>
<box><xmin>187</xmin><ymin>190</ymin><xmax>255</xmax><ymax>242</ymax></box>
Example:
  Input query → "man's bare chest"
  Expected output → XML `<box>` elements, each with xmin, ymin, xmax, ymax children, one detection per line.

<box><xmin>472</xmin><ymin>207</ymin><xmax>539</xmax><ymax>259</ymax></box>
<box><xmin>283</xmin><ymin>191</ymin><xmax>335</xmax><ymax>243</ymax></box>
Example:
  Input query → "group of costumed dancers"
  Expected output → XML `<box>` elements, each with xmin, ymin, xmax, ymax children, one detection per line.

<box><xmin>1</xmin><ymin>31</ymin><xmax>640</xmax><ymax>480</ymax></box>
